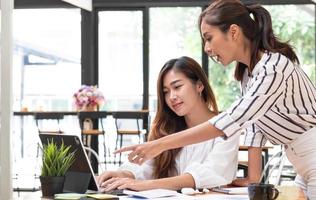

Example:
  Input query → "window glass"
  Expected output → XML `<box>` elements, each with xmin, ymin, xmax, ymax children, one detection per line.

<box><xmin>13</xmin><ymin>9</ymin><xmax>81</xmax><ymax>111</ymax></box>
<box><xmin>12</xmin><ymin>8</ymin><xmax>81</xmax><ymax>190</ymax></box>
<box><xmin>149</xmin><ymin>7</ymin><xmax>202</xmax><ymax>112</ymax></box>
<box><xmin>208</xmin><ymin>4</ymin><xmax>315</xmax><ymax>111</ymax></box>
<box><xmin>208</xmin><ymin>61</ymin><xmax>240</xmax><ymax>111</ymax></box>
<box><xmin>98</xmin><ymin>11</ymin><xmax>143</xmax><ymax>111</ymax></box>
<box><xmin>266</xmin><ymin>4</ymin><xmax>315</xmax><ymax>81</ymax></box>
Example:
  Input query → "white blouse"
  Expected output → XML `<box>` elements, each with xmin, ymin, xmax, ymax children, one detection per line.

<box><xmin>120</xmin><ymin>133</ymin><xmax>239</xmax><ymax>188</ymax></box>
<box><xmin>209</xmin><ymin>52</ymin><xmax>316</xmax><ymax>146</ymax></box>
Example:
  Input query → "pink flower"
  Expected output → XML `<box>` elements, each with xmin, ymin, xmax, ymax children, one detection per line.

<box><xmin>73</xmin><ymin>85</ymin><xmax>105</xmax><ymax>110</ymax></box>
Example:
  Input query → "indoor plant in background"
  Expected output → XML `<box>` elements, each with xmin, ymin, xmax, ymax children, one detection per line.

<box><xmin>73</xmin><ymin>85</ymin><xmax>105</xmax><ymax>111</ymax></box>
<box><xmin>40</xmin><ymin>139</ymin><xmax>76</xmax><ymax>197</ymax></box>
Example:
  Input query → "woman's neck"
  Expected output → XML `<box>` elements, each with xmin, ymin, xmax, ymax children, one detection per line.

<box><xmin>237</xmin><ymin>38</ymin><xmax>264</xmax><ymax>68</ymax></box>
<box><xmin>184</xmin><ymin>105</ymin><xmax>215</xmax><ymax>128</ymax></box>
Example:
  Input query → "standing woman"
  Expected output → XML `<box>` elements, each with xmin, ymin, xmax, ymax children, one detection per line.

<box><xmin>117</xmin><ymin>0</ymin><xmax>316</xmax><ymax>198</ymax></box>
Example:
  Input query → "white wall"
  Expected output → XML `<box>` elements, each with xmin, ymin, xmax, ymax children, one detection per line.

<box><xmin>0</xmin><ymin>0</ymin><xmax>13</xmax><ymax>198</ymax></box>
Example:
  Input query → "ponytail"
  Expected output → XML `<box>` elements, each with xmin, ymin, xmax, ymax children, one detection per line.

<box><xmin>234</xmin><ymin>3</ymin><xmax>299</xmax><ymax>81</ymax></box>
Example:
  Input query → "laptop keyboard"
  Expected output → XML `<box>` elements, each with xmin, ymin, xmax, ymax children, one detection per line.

<box><xmin>103</xmin><ymin>188</ymin><xmax>125</xmax><ymax>196</ymax></box>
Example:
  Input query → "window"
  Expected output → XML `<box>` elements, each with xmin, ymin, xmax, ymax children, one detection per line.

<box><xmin>149</xmin><ymin>7</ymin><xmax>202</xmax><ymax>112</ymax></box>
<box><xmin>12</xmin><ymin>8</ymin><xmax>81</xmax><ymax>190</ymax></box>
<box><xmin>266</xmin><ymin>4</ymin><xmax>315</xmax><ymax>81</ymax></box>
<box><xmin>13</xmin><ymin>9</ymin><xmax>81</xmax><ymax>112</ymax></box>
<box><xmin>98</xmin><ymin>11</ymin><xmax>143</xmax><ymax>111</ymax></box>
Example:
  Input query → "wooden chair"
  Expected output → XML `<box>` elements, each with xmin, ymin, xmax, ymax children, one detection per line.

<box><xmin>34</xmin><ymin>112</ymin><xmax>64</xmax><ymax>134</ymax></box>
<box><xmin>77</xmin><ymin>111</ymin><xmax>107</xmax><ymax>171</ymax></box>
<box><xmin>112</xmin><ymin>111</ymin><xmax>148</xmax><ymax>165</ymax></box>
<box><xmin>78</xmin><ymin>111</ymin><xmax>107</xmax><ymax>134</ymax></box>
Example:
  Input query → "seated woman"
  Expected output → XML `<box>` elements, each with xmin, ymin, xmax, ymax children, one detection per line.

<box><xmin>98</xmin><ymin>56</ymin><xmax>240</xmax><ymax>192</ymax></box>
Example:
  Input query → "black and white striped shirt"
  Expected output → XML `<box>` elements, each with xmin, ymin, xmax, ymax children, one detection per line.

<box><xmin>209</xmin><ymin>52</ymin><xmax>316</xmax><ymax>146</ymax></box>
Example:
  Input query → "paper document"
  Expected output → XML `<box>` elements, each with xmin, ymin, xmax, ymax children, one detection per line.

<box><xmin>123</xmin><ymin>189</ymin><xmax>178</xmax><ymax>199</ymax></box>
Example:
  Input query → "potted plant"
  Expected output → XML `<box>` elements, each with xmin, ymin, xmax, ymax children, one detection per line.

<box><xmin>40</xmin><ymin>139</ymin><xmax>76</xmax><ymax>197</ymax></box>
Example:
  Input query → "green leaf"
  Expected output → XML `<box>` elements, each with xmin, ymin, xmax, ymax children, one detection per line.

<box><xmin>40</xmin><ymin>138</ymin><xmax>76</xmax><ymax>177</ymax></box>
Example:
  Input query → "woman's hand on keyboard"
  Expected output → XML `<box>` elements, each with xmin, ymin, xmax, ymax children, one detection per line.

<box><xmin>100</xmin><ymin>177</ymin><xmax>152</xmax><ymax>192</ymax></box>
<box><xmin>98</xmin><ymin>170</ymin><xmax>134</xmax><ymax>186</ymax></box>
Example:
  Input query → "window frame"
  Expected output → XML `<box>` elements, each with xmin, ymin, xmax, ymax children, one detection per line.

<box><xmin>14</xmin><ymin>0</ymin><xmax>316</xmax><ymax>112</ymax></box>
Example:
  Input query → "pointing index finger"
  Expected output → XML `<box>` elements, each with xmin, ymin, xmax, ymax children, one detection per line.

<box><xmin>114</xmin><ymin>145</ymin><xmax>137</xmax><ymax>154</ymax></box>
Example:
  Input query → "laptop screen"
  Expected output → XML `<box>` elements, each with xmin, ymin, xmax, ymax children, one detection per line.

<box><xmin>39</xmin><ymin>133</ymin><xmax>99</xmax><ymax>193</ymax></box>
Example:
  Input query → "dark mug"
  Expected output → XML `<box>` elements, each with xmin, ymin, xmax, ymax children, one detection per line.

<box><xmin>248</xmin><ymin>183</ymin><xmax>279</xmax><ymax>200</ymax></box>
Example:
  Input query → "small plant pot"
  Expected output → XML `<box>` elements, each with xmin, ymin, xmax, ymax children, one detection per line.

<box><xmin>40</xmin><ymin>176</ymin><xmax>65</xmax><ymax>197</ymax></box>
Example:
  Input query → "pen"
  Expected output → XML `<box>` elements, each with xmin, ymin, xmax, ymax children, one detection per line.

<box><xmin>211</xmin><ymin>187</ymin><xmax>231</xmax><ymax>194</ymax></box>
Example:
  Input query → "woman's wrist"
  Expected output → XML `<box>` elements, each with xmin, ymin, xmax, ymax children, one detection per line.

<box><xmin>145</xmin><ymin>179</ymin><xmax>157</xmax><ymax>190</ymax></box>
<box><xmin>159</xmin><ymin>134</ymin><xmax>174</xmax><ymax>151</ymax></box>
<box><xmin>118</xmin><ymin>170</ymin><xmax>135</xmax><ymax>179</ymax></box>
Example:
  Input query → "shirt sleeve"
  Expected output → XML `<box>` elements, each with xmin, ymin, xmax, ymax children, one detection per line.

<box><xmin>119</xmin><ymin>160</ymin><xmax>154</xmax><ymax>180</ymax></box>
<box><xmin>183</xmin><ymin>133</ymin><xmax>240</xmax><ymax>188</ymax></box>
<box><xmin>209</xmin><ymin>53</ymin><xmax>293</xmax><ymax>138</ymax></box>
<box><xmin>243</xmin><ymin>123</ymin><xmax>267</xmax><ymax>147</ymax></box>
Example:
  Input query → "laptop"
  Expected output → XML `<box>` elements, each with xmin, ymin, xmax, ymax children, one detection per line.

<box><xmin>39</xmin><ymin>133</ymin><xmax>99</xmax><ymax>193</ymax></box>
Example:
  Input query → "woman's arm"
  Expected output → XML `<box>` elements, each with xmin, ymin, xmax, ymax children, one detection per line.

<box><xmin>102</xmin><ymin>173</ymin><xmax>195</xmax><ymax>192</ymax></box>
<box><xmin>116</xmin><ymin>121</ymin><xmax>224</xmax><ymax>165</ymax></box>
<box><xmin>140</xmin><ymin>173</ymin><xmax>196</xmax><ymax>191</ymax></box>
<box><xmin>232</xmin><ymin>147</ymin><xmax>262</xmax><ymax>186</ymax></box>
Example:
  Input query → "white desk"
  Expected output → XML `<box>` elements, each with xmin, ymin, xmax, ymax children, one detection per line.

<box><xmin>13</xmin><ymin>186</ymin><xmax>305</xmax><ymax>200</ymax></box>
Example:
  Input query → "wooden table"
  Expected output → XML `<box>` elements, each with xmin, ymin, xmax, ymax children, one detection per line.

<box><xmin>276</xmin><ymin>186</ymin><xmax>305</xmax><ymax>200</ymax></box>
